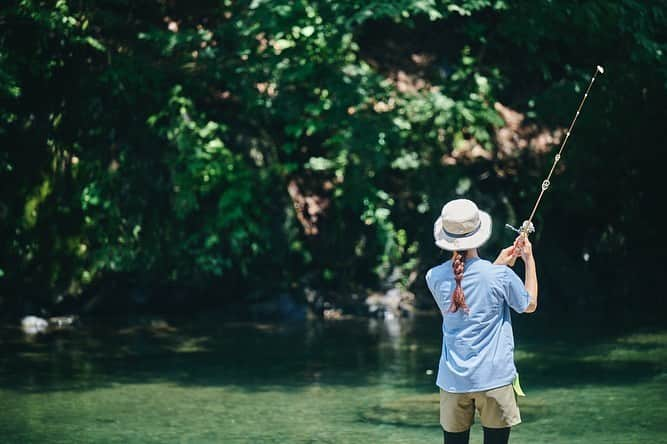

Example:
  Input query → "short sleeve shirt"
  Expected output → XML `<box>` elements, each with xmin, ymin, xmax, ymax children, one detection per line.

<box><xmin>425</xmin><ymin>257</ymin><xmax>530</xmax><ymax>393</ymax></box>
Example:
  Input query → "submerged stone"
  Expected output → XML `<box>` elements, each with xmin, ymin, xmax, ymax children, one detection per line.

<box><xmin>20</xmin><ymin>316</ymin><xmax>48</xmax><ymax>334</ymax></box>
<box><xmin>361</xmin><ymin>394</ymin><xmax>439</xmax><ymax>428</ymax></box>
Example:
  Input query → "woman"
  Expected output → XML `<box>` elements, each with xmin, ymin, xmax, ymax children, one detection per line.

<box><xmin>425</xmin><ymin>199</ymin><xmax>538</xmax><ymax>444</ymax></box>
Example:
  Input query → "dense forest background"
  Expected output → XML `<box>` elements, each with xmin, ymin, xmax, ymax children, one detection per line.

<box><xmin>1</xmin><ymin>0</ymin><xmax>665</xmax><ymax>320</ymax></box>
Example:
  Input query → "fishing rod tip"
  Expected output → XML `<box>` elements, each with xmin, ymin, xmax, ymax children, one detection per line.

<box><xmin>596</xmin><ymin>65</ymin><xmax>605</xmax><ymax>74</ymax></box>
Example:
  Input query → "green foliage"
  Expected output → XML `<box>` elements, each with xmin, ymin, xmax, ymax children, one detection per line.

<box><xmin>0</xmin><ymin>0</ymin><xmax>665</xmax><ymax>313</ymax></box>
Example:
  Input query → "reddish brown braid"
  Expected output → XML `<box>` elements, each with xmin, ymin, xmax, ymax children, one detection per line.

<box><xmin>449</xmin><ymin>250</ymin><xmax>469</xmax><ymax>314</ymax></box>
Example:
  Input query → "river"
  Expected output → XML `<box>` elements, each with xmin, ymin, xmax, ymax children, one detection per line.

<box><xmin>1</xmin><ymin>313</ymin><xmax>665</xmax><ymax>443</ymax></box>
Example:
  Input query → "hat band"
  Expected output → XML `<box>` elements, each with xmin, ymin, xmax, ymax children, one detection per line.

<box><xmin>442</xmin><ymin>220</ymin><xmax>482</xmax><ymax>238</ymax></box>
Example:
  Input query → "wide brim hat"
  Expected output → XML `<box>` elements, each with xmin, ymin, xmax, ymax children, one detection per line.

<box><xmin>433</xmin><ymin>199</ymin><xmax>492</xmax><ymax>251</ymax></box>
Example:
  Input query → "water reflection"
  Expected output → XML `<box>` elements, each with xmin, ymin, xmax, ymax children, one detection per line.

<box><xmin>0</xmin><ymin>315</ymin><xmax>442</xmax><ymax>394</ymax></box>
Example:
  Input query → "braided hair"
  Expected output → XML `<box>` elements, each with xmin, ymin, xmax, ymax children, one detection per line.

<box><xmin>449</xmin><ymin>250</ymin><xmax>469</xmax><ymax>314</ymax></box>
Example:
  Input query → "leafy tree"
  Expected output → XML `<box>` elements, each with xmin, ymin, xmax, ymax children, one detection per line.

<box><xmin>1</xmin><ymin>0</ymin><xmax>665</xmax><ymax>318</ymax></box>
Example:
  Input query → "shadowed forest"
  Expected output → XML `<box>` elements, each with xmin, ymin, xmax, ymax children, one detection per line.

<box><xmin>1</xmin><ymin>1</ymin><xmax>666</xmax><ymax>321</ymax></box>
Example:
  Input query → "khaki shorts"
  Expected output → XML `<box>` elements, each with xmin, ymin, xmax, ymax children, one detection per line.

<box><xmin>440</xmin><ymin>384</ymin><xmax>521</xmax><ymax>432</ymax></box>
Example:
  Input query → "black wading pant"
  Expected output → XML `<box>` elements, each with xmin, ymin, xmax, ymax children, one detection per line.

<box><xmin>443</xmin><ymin>426</ymin><xmax>511</xmax><ymax>444</ymax></box>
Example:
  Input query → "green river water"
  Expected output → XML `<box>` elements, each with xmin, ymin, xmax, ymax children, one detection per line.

<box><xmin>1</xmin><ymin>313</ymin><xmax>665</xmax><ymax>443</ymax></box>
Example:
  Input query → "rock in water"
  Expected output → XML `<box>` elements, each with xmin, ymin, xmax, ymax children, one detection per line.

<box><xmin>21</xmin><ymin>316</ymin><xmax>48</xmax><ymax>334</ymax></box>
<box><xmin>361</xmin><ymin>394</ymin><xmax>440</xmax><ymax>427</ymax></box>
<box><xmin>365</xmin><ymin>288</ymin><xmax>416</xmax><ymax>319</ymax></box>
<box><xmin>48</xmin><ymin>315</ymin><xmax>78</xmax><ymax>328</ymax></box>
<box><xmin>249</xmin><ymin>293</ymin><xmax>306</xmax><ymax>321</ymax></box>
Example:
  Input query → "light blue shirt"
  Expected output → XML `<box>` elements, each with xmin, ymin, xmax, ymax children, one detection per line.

<box><xmin>425</xmin><ymin>257</ymin><xmax>530</xmax><ymax>393</ymax></box>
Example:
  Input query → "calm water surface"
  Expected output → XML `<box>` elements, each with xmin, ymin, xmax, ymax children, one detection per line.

<box><xmin>1</xmin><ymin>313</ymin><xmax>665</xmax><ymax>443</ymax></box>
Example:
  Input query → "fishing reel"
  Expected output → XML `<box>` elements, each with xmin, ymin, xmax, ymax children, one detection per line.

<box><xmin>505</xmin><ymin>220</ymin><xmax>535</xmax><ymax>236</ymax></box>
<box><xmin>504</xmin><ymin>221</ymin><xmax>535</xmax><ymax>266</ymax></box>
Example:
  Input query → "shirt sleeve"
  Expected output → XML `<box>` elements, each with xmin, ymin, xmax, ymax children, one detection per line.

<box><xmin>425</xmin><ymin>268</ymin><xmax>434</xmax><ymax>295</ymax></box>
<box><xmin>502</xmin><ymin>267</ymin><xmax>531</xmax><ymax>313</ymax></box>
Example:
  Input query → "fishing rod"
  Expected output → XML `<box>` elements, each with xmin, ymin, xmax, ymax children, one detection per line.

<box><xmin>505</xmin><ymin>65</ymin><xmax>605</xmax><ymax>264</ymax></box>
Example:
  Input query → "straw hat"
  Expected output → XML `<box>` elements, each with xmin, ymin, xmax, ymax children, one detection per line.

<box><xmin>433</xmin><ymin>199</ymin><xmax>492</xmax><ymax>251</ymax></box>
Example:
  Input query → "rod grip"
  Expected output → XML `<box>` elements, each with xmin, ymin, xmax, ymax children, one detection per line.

<box><xmin>508</xmin><ymin>232</ymin><xmax>528</xmax><ymax>267</ymax></box>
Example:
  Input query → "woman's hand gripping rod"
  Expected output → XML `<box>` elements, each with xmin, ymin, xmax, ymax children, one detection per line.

<box><xmin>505</xmin><ymin>221</ymin><xmax>535</xmax><ymax>266</ymax></box>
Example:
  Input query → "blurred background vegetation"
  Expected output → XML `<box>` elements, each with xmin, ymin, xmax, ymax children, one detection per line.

<box><xmin>1</xmin><ymin>0</ymin><xmax>665</xmax><ymax>320</ymax></box>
